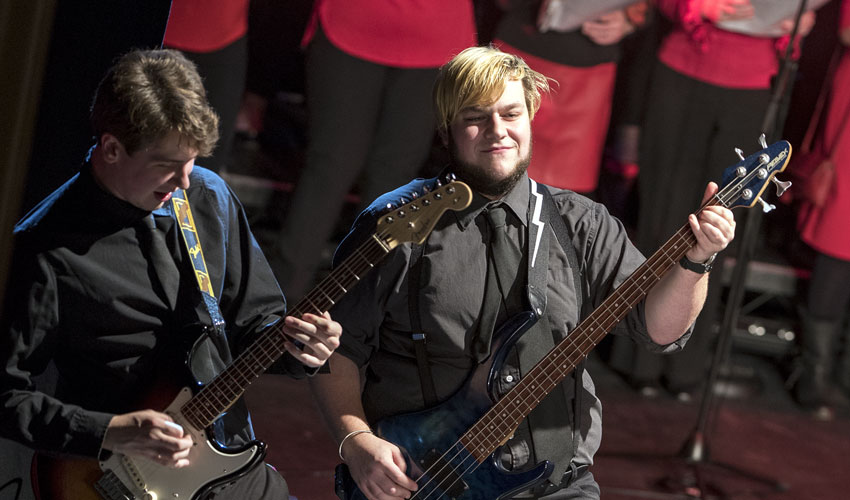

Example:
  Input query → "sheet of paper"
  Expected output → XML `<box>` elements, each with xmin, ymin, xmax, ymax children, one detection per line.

<box><xmin>537</xmin><ymin>0</ymin><xmax>640</xmax><ymax>33</ymax></box>
<box><xmin>718</xmin><ymin>0</ymin><xmax>830</xmax><ymax>37</ymax></box>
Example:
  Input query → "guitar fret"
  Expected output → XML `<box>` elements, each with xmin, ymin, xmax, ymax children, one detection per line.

<box><xmin>330</xmin><ymin>274</ymin><xmax>347</xmax><ymax>293</ymax></box>
<box><xmin>459</xmin><ymin>207</ymin><xmax>712</xmax><ymax>462</ymax></box>
<box><xmin>177</xmin><ymin>225</ymin><xmax>396</xmax><ymax>425</ymax></box>
<box><xmin>170</xmin><ymin>182</ymin><xmax>473</xmax><ymax>435</ymax></box>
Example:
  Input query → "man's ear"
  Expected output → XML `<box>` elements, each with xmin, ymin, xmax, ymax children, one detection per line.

<box><xmin>438</xmin><ymin>127</ymin><xmax>449</xmax><ymax>147</ymax></box>
<box><xmin>99</xmin><ymin>133</ymin><xmax>124</xmax><ymax>163</ymax></box>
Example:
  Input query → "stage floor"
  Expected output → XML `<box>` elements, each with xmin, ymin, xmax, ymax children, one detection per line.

<box><xmin>246</xmin><ymin>353</ymin><xmax>850</xmax><ymax>500</ymax></box>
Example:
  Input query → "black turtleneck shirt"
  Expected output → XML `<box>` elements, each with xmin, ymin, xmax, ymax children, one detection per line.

<box><xmin>1</xmin><ymin>163</ymin><xmax>303</xmax><ymax>458</ymax></box>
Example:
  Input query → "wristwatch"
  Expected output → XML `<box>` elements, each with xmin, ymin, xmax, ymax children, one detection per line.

<box><xmin>678</xmin><ymin>253</ymin><xmax>717</xmax><ymax>274</ymax></box>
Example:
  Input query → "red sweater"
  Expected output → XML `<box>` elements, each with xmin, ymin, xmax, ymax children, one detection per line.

<box><xmin>302</xmin><ymin>0</ymin><xmax>477</xmax><ymax>68</ymax></box>
<box><xmin>163</xmin><ymin>0</ymin><xmax>249</xmax><ymax>53</ymax></box>
<box><xmin>656</xmin><ymin>0</ymin><xmax>793</xmax><ymax>89</ymax></box>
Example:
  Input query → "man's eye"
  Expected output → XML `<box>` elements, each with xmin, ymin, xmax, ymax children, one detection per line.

<box><xmin>465</xmin><ymin>115</ymin><xmax>485</xmax><ymax>123</ymax></box>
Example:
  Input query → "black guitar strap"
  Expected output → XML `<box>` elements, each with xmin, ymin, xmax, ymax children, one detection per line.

<box><xmin>408</xmin><ymin>242</ymin><xmax>439</xmax><ymax>408</ymax></box>
<box><xmin>540</xmin><ymin>186</ymin><xmax>586</xmax><ymax>467</ymax></box>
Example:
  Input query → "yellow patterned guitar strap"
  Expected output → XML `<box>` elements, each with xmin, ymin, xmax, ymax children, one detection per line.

<box><xmin>171</xmin><ymin>189</ymin><xmax>227</xmax><ymax>334</ymax></box>
<box><xmin>171</xmin><ymin>189</ymin><xmax>214</xmax><ymax>297</ymax></box>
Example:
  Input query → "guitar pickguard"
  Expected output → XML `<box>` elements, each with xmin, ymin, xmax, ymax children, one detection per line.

<box><xmin>96</xmin><ymin>387</ymin><xmax>265</xmax><ymax>500</ymax></box>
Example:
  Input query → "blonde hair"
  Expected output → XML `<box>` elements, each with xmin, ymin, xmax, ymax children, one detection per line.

<box><xmin>434</xmin><ymin>45</ymin><xmax>551</xmax><ymax>135</ymax></box>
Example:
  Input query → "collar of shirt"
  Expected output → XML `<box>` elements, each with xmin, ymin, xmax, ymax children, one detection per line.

<box><xmin>78</xmin><ymin>162</ymin><xmax>174</xmax><ymax>227</ymax></box>
<box><xmin>454</xmin><ymin>172</ymin><xmax>531</xmax><ymax>231</ymax></box>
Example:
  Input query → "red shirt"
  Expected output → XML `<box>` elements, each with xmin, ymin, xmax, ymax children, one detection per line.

<box><xmin>655</xmin><ymin>0</ymin><xmax>790</xmax><ymax>89</ymax></box>
<box><xmin>163</xmin><ymin>0</ymin><xmax>249</xmax><ymax>53</ymax></box>
<box><xmin>302</xmin><ymin>0</ymin><xmax>477</xmax><ymax>68</ymax></box>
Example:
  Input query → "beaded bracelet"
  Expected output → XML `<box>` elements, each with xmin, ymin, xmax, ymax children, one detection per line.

<box><xmin>338</xmin><ymin>429</ymin><xmax>373</xmax><ymax>462</ymax></box>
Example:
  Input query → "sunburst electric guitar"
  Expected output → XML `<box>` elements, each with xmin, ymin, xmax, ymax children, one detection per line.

<box><xmin>32</xmin><ymin>179</ymin><xmax>473</xmax><ymax>500</ymax></box>
<box><xmin>336</xmin><ymin>137</ymin><xmax>793</xmax><ymax>500</ymax></box>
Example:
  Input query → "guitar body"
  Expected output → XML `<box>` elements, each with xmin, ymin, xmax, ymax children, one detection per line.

<box><xmin>339</xmin><ymin>312</ymin><xmax>554</xmax><ymax>500</ymax></box>
<box><xmin>33</xmin><ymin>334</ymin><xmax>267</xmax><ymax>500</ymax></box>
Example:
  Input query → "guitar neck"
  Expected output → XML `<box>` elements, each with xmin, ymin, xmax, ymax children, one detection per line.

<box><xmin>461</xmin><ymin>217</ymin><xmax>703</xmax><ymax>460</ymax></box>
<box><xmin>173</xmin><ymin>178</ymin><xmax>474</xmax><ymax>430</ymax></box>
<box><xmin>180</xmin><ymin>235</ymin><xmax>391</xmax><ymax>429</ymax></box>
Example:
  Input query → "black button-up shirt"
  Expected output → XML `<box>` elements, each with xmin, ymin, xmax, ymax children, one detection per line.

<box><xmin>1</xmin><ymin>163</ymin><xmax>304</xmax><ymax>457</ymax></box>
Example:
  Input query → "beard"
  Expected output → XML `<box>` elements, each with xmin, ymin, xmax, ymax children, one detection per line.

<box><xmin>448</xmin><ymin>137</ymin><xmax>531</xmax><ymax>199</ymax></box>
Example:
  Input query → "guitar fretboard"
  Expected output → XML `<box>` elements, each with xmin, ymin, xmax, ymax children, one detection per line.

<box><xmin>460</xmin><ymin>220</ymin><xmax>702</xmax><ymax>461</ymax></box>
<box><xmin>180</xmin><ymin>235</ymin><xmax>391</xmax><ymax>429</ymax></box>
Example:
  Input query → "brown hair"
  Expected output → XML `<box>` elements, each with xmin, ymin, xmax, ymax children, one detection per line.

<box><xmin>90</xmin><ymin>49</ymin><xmax>219</xmax><ymax>156</ymax></box>
<box><xmin>433</xmin><ymin>45</ymin><xmax>551</xmax><ymax>135</ymax></box>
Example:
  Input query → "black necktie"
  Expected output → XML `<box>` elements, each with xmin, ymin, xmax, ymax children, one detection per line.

<box><xmin>478</xmin><ymin>205</ymin><xmax>575</xmax><ymax>481</ymax></box>
<box><xmin>140</xmin><ymin>214</ymin><xmax>180</xmax><ymax>310</ymax></box>
<box><xmin>474</xmin><ymin>204</ymin><xmax>525</xmax><ymax>361</ymax></box>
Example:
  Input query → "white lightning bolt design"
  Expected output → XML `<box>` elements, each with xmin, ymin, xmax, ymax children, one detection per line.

<box><xmin>529</xmin><ymin>179</ymin><xmax>545</xmax><ymax>268</ymax></box>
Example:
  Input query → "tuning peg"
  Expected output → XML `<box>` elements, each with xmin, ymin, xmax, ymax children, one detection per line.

<box><xmin>771</xmin><ymin>177</ymin><xmax>792</xmax><ymax>197</ymax></box>
<box><xmin>398</xmin><ymin>197</ymin><xmax>409</xmax><ymax>205</ymax></box>
<box><xmin>735</xmin><ymin>148</ymin><xmax>745</xmax><ymax>161</ymax></box>
<box><xmin>385</xmin><ymin>203</ymin><xmax>397</xmax><ymax>211</ymax></box>
<box><xmin>434</xmin><ymin>178</ymin><xmax>443</xmax><ymax>188</ymax></box>
<box><xmin>758</xmin><ymin>133</ymin><xmax>767</xmax><ymax>149</ymax></box>
<box><xmin>409</xmin><ymin>191</ymin><xmax>419</xmax><ymax>199</ymax></box>
<box><xmin>757</xmin><ymin>197</ymin><xmax>775</xmax><ymax>213</ymax></box>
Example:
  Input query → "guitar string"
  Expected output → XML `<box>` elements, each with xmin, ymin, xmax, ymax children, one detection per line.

<box><xmin>139</xmin><ymin>235</ymin><xmax>397</xmax><ymax>494</ymax></box>
<box><xmin>180</xmin><ymin>177</ymin><xmax>463</xmax><ymax>425</ymax></box>
<box><xmin>113</xmin><ymin>179</ymin><xmax>473</xmax><ymax>495</ymax></box>
<box><xmin>180</xmin><ymin>234</ymin><xmax>391</xmax><ymax>427</ymax></box>
<box><xmin>410</xmin><ymin>226</ymin><xmax>702</xmax><ymax>498</ymax></box>
<box><xmin>410</xmin><ymin>218</ymin><xmax>704</xmax><ymax>498</ymax></box>
<box><xmin>410</xmin><ymin>171</ymin><xmax>751</xmax><ymax>498</ymax></box>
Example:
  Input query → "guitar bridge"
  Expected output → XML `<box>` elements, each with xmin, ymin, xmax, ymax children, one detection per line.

<box><xmin>94</xmin><ymin>469</ymin><xmax>135</xmax><ymax>500</ymax></box>
<box><xmin>418</xmin><ymin>449</ymin><xmax>468</xmax><ymax>499</ymax></box>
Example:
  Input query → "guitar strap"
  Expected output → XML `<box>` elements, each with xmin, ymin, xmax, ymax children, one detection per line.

<box><xmin>407</xmin><ymin>178</ymin><xmax>587</xmax><ymax>479</ymax></box>
<box><xmin>520</xmin><ymin>180</ymin><xmax>585</xmax><ymax>482</ymax></box>
<box><xmin>170</xmin><ymin>189</ymin><xmax>228</xmax><ymax>346</ymax></box>
<box><xmin>407</xmin><ymin>242</ymin><xmax>439</xmax><ymax>407</ymax></box>
<box><xmin>539</xmin><ymin>184</ymin><xmax>586</xmax><ymax>478</ymax></box>
<box><xmin>169</xmin><ymin>190</ymin><xmax>256</xmax><ymax>449</ymax></box>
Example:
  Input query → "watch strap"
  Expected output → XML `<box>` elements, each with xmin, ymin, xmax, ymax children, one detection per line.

<box><xmin>678</xmin><ymin>253</ymin><xmax>716</xmax><ymax>274</ymax></box>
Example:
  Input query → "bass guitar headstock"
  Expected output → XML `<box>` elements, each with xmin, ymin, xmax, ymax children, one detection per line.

<box><xmin>376</xmin><ymin>175</ymin><xmax>473</xmax><ymax>250</ymax></box>
<box><xmin>716</xmin><ymin>134</ymin><xmax>792</xmax><ymax>212</ymax></box>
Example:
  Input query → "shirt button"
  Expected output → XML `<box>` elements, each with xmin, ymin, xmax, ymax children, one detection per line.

<box><xmin>505</xmin><ymin>375</ymin><xmax>514</xmax><ymax>383</ymax></box>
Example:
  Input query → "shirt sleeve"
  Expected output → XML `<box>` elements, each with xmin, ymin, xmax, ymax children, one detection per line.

<box><xmin>574</xmin><ymin>195</ymin><xmax>691</xmax><ymax>353</ymax></box>
<box><xmin>0</xmin><ymin>244</ymin><xmax>112</xmax><ymax>457</ymax></box>
<box><xmin>195</xmin><ymin>175</ymin><xmax>314</xmax><ymax>378</ymax></box>
<box><xmin>328</xmin><ymin>190</ymin><xmax>420</xmax><ymax>369</ymax></box>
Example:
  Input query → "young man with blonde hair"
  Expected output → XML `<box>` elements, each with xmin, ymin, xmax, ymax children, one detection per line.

<box><xmin>311</xmin><ymin>46</ymin><xmax>734</xmax><ymax>499</ymax></box>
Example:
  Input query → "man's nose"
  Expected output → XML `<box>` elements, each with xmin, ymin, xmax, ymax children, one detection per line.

<box><xmin>175</xmin><ymin>161</ymin><xmax>193</xmax><ymax>189</ymax></box>
<box><xmin>485</xmin><ymin>115</ymin><xmax>507</xmax><ymax>139</ymax></box>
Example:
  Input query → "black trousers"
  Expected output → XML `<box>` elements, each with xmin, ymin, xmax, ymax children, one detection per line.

<box><xmin>173</xmin><ymin>35</ymin><xmax>248</xmax><ymax>173</ymax></box>
<box><xmin>210</xmin><ymin>462</ymin><xmax>289</xmax><ymax>499</ymax></box>
<box><xmin>617</xmin><ymin>62</ymin><xmax>770</xmax><ymax>390</ymax></box>
<box><xmin>273</xmin><ymin>28</ymin><xmax>438</xmax><ymax>300</ymax></box>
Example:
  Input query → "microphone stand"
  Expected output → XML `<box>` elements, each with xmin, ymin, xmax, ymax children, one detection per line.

<box><xmin>671</xmin><ymin>1</ymin><xmax>809</xmax><ymax>497</ymax></box>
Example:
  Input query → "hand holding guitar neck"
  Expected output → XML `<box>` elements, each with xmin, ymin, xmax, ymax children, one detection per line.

<box><xmin>280</xmin><ymin>311</ymin><xmax>342</xmax><ymax>368</ymax></box>
<box><xmin>684</xmin><ymin>182</ymin><xmax>737</xmax><ymax>264</ymax></box>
